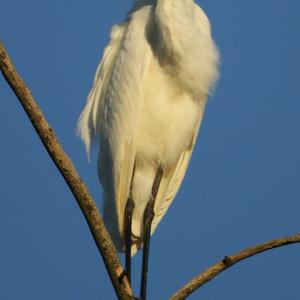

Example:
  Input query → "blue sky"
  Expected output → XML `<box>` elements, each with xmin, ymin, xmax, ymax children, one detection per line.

<box><xmin>0</xmin><ymin>1</ymin><xmax>299</xmax><ymax>299</ymax></box>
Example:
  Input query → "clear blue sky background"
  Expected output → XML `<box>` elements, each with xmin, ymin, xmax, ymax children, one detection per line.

<box><xmin>0</xmin><ymin>1</ymin><xmax>299</xmax><ymax>299</ymax></box>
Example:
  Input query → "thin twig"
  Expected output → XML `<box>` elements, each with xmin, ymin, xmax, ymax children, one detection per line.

<box><xmin>0</xmin><ymin>42</ymin><xmax>133</xmax><ymax>300</ymax></box>
<box><xmin>170</xmin><ymin>232</ymin><xmax>300</xmax><ymax>300</ymax></box>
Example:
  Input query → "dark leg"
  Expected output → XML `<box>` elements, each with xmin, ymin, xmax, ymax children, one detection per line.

<box><xmin>140</xmin><ymin>167</ymin><xmax>163</xmax><ymax>300</ymax></box>
<box><xmin>124</xmin><ymin>197</ymin><xmax>135</xmax><ymax>285</ymax></box>
<box><xmin>124</xmin><ymin>161</ymin><xmax>137</xmax><ymax>286</ymax></box>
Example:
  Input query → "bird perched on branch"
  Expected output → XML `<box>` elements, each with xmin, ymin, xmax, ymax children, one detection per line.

<box><xmin>78</xmin><ymin>0</ymin><xmax>219</xmax><ymax>298</ymax></box>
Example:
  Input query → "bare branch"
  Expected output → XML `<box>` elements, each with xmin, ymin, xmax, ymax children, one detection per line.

<box><xmin>170</xmin><ymin>232</ymin><xmax>300</xmax><ymax>300</ymax></box>
<box><xmin>0</xmin><ymin>42</ymin><xmax>133</xmax><ymax>300</ymax></box>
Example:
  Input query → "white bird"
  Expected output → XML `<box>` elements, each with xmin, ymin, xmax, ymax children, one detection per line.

<box><xmin>78</xmin><ymin>0</ymin><xmax>219</xmax><ymax>298</ymax></box>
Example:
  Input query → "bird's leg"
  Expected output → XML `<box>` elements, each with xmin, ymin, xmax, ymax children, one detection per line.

<box><xmin>124</xmin><ymin>196</ymin><xmax>135</xmax><ymax>285</ymax></box>
<box><xmin>140</xmin><ymin>167</ymin><xmax>163</xmax><ymax>300</ymax></box>
<box><xmin>124</xmin><ymin>161</ymin><xmax>136</xmax><ymax>286</ymax></box>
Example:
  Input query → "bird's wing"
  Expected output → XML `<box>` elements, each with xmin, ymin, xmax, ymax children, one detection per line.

<box><xmin>102</xmin><ymin>15</ymin><xmax>152</xmax><ymax>245</ymax></box>
<box><xmin>151</xmin><ymin>96</ymin><xmax>207</xmax><ymax>233</ymax></box>
<box><xmin>78</xmin><ymin>8</ymin><xmax>152</xmax><ymax>247</ymax></box>
<box><xmin>77</xmin><ymin>23</ymin><xmax>127</xmax><ymax>155</ymax></box>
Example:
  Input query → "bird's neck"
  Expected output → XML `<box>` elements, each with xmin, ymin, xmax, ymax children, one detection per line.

<box><xmin>157</xmin><ymin>0</ymin><xmax>194</xmax><ymax>9</ymax></box>
<box><xmin>156</xmin><ymin>0</ymin><xmax>195</xmax><ymax>26</ymax></box>
<box><xmin>159</xmin><ymin>0</ymin><xmax>194</xmax><ymax>3</ymax></box>
<box><xmin>155</xmin><ymin>0</ymin><xmax>196</xmax><ymax>40</ymax></box>
<box><xmin>133</xmin><ymin>0</ymin><xmax>194</xmax><ymax>12</ymax></box>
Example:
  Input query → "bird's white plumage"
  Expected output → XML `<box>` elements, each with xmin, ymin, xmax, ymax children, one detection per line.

<box><xmin>78</xmin><ymin>0</ymin><xmax>219</xmax><ymax>255</ymax></box>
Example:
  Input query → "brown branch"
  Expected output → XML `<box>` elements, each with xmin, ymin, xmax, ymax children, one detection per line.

<box><xmin>0</xmin><ymin>42</ymin><xmax>133</xmax><ymax>300</ymax></box>
<box><xmin>170</xmin><ymin>232</ymin><xmax>300</xmax><ymax>300</ymax></box>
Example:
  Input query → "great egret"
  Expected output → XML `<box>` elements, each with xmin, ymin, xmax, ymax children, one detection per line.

<box><xmin>78</xmin><ymin>0</ymin><xmax>219</xmax><ymax>298</ymax></box>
